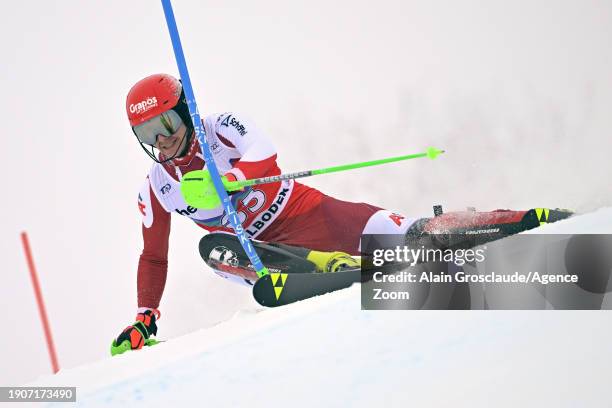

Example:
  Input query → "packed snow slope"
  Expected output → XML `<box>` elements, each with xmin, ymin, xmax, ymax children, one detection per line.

<box><xmin>31</xmin><ymin>209</ymin><xmax>612</xmax><ymax>407</ymax></box>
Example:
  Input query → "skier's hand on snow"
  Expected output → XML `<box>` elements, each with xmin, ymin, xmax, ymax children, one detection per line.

<box><xmin>110</xmin><ymin>309</ymin><xmax>161</xmax><ymax>356</ymax></box>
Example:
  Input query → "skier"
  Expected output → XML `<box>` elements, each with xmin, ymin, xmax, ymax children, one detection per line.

<box><xmin>111</xmin><ymin>73</ymin><xmax>416</xmax><ymax>355</ymax></box>
<box><xmin>111</xmin><ymin>73</ymin><xmax>571</xmax><ymax>355</ymax></box>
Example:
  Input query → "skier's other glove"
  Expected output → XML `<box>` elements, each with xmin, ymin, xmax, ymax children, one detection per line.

<box><xmin>110</xmin><ymin>309</ymin><xmax>161</xmax><ymax>356</ymax></box>
<box><xmin>180</xmin><ymin>169</ymin><xmax>240</xmax><ymax>209</ymax></box>
<box><xmin>221</xmin><ymin>172</ymin><xmax>246</xmax><ymax>194</ymax></box>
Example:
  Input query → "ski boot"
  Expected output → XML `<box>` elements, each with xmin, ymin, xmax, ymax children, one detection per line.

<box><xmin>306</xmin><ymin>250</ymin><xmax>361</xmax><ymax>273</ymax></box>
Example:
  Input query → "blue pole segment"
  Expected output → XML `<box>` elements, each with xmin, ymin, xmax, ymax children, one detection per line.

<box><xmin>160</xmin><ymin>0</ymin><xmax>268</xmax><ymax>277</ymax></box>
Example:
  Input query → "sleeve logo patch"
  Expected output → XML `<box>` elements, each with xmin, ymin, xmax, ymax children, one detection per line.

<box><xmin>138</xmin><ymin>194</ymin><xmax>147</xmax><ymax>216</ymax></box>
<box><xmin>220</xmin><ymin>114</ymin><xmax>247</xmax><ymax>136</ymax></box>
<box><xmin>160</xmin><ymin>183</ymin><xmax>171</xmax><ymax>194</ymax></box>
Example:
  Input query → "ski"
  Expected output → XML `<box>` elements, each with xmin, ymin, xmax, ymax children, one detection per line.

<box><xmin>252</xmin><ymin>268</ymin><xmax>362</xmax><ymax>307</ymax></box>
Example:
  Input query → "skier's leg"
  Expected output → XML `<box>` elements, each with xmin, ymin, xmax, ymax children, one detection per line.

<box><xmin>262</xmin><ymin>241</ymin><xmax>360</xmax><ymax>273</ymax></box>
<box><xmin>354</xmin><ymin>209</ymin><xmax>418</xmax><ymax>259</ymax></box>
<box><xmin>295</xmin><ymin>198</ymin><xmax>414</xmax><ymax>268</ymax></box>
<box><xmin>357</xmin><ymin>205</ymin><xmax>574</xmax><ymax>253</ymax></box>
<box><xmin>257</xmin><ymin>196</ymin><xmax>389</xmax><ymax>255</ymax></box>
<box><xmin>199</xmin><ymin>232</ymin><xmax>361</xmax><ymax>286</ymax></box>
<box><xmin>199</xmin><ymin>232</ymin><xmax>318</xmax><ymax>286</ymax></box>
<box><xmin>403</xmin><ymin>207</ymin><xmax>574</xmax><ymax>249</ymax></box>
<box><xmin>360</xmin><ymin>210</ymin><xmax>417</xmax><ymax>237</ymax></box>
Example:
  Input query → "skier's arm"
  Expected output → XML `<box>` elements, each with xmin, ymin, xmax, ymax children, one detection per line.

<box><xmin>111</xmin><ymin>180</ymin><xmax>169</xmax><ymax>356</ymax></box>
<box><xmin>212</xmin><ymin>113</ymin><xmax>279</xmax><ymax>181</ymax></box>
<box><xmin>136</xmin><ymin>180</ymin><xmax>171</xmax><ymax>309</ymax></box>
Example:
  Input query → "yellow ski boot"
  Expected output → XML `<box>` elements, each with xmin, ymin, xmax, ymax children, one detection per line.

<box><xmin>306</xmin><ymin>250</ymin><xmax>361</xmax><ymax>273</ymax></box>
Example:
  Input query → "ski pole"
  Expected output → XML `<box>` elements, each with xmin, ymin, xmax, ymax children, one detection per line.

<box><xmin>182</xmin><ymin>147</ymin><xmax>444</xmax><ymax>196</ymax></box>
<box><xmin>225</xmin><ymin>146</ymin><xmax>444</xmax><ymax>191</ymax></box>
<box><xmin>161</xmin><ymin>0</ymin><xmax>271</xmax><ymax>278</ymax></box>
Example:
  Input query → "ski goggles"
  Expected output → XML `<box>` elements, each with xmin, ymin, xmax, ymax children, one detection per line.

<box><xmin>133</xmin><ymin>110</ymin><xmax>184</xmax><ymax>146</ymax></box>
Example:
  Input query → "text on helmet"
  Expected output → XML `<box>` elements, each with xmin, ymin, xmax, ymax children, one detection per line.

<box><xmin>130</xmin><ymin>97</ymin><xmax>158</xmax><ymax>116</ymax></box>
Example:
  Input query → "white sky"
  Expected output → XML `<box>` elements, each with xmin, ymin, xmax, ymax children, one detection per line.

<box><xmin>2</xmin><ymin>0</ymin><xmax>612</xmax><ymax>384</ymax></box>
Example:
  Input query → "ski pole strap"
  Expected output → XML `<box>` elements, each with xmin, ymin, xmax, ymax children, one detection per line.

<box><xmin>224</xmin><ymin>147</ymin><xmax>445</xmax><ymax>192</ymax></box>
<box><xmin>161</xmin><ymin>0</ymin><xmax>269</xmax><ymax>277</ymax></box>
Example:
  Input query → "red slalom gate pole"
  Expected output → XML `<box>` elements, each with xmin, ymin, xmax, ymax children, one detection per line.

<box><xmin>20</xmin><ymin>231</ymin><xmax>60</xmax><ymax>374</ymax></box>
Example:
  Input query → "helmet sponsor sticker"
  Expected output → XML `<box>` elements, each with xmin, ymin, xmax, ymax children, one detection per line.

<box><xmin>130</xmin><ymin>97</ymin><xmax>158</xmax><ymax>116</ymax></box>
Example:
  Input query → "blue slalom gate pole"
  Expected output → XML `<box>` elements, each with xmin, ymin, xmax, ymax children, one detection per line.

<box><xmin>160</xmin><ymin>0</ymin><xmax>269</xmax><ymax>277</ymax></box>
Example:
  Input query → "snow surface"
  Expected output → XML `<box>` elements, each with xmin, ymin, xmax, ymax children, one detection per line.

<box><xmin>29</xmin><ymin>210</ymin><xmax>612</xmax><ymax>407</ymax></box>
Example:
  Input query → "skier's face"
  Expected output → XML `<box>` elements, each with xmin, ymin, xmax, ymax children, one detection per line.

<box><xmin>155</xmin><ymin>122</ymin><xmax>188</xmax><ymax>158</ymax></box>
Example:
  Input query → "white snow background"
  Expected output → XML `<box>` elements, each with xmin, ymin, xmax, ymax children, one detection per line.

<box><xmin>1</xmin><ymin>0</ymin><xmax>612</xmax><ymax>404</ymax></box>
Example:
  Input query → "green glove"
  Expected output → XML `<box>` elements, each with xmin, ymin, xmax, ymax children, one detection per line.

<box><xmin>180</xmin><ymin>170</ymin><xmax>241</xmax><ymax>209</ymax></box>
<box><xmin>110</xmin><ymin>309</ymin><xmax>161</xmax><ymax>356</ymax></box>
